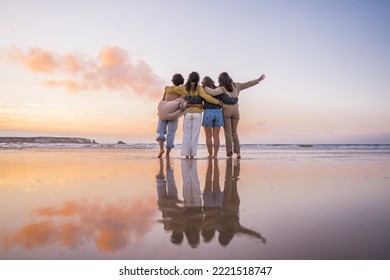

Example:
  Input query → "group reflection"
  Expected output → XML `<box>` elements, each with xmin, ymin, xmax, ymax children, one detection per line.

<box><xmin>0</xmin><ymin>157</ymin><xmax>265</xmax><ymax>257</ymax></box>
<box><xmin>156</xmin><ymin>158</ymin><xmax>266</xmax><ymax>248</ymax></box>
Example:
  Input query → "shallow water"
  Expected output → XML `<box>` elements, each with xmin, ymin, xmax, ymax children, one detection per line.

<box><xmin>0</xmin><ymin>148</ymin><xmax>389</xmax><ymax>259</ymax></box>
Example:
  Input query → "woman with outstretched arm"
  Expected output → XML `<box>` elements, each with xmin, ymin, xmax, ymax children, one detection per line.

<box><xmin>204</xmin><ymin>73</ymin><xmax>266</xmax><ymax>158</ymax></box>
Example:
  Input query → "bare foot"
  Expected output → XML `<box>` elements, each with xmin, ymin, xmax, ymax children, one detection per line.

<box><xmin>158</xmin><ymin>149</ymin><xmax>165</xmax><ymax>158</ymax></box>
<box><xmin>236</xmin><ymin>152</ymin><xmax>241</xmax><ymax>159</ymax></box>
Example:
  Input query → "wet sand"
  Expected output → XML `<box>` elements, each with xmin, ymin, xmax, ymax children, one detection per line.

<box><xmin>0</xmin><ymin>148</ymin><xmax>389</xmax><ymax>259</ymax></box>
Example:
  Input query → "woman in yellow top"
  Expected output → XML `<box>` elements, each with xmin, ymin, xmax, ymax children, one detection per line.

<box><xmin>165</xmin><ymin>72</ymin><xmax>237</xmax><ymax>158</ymax></box>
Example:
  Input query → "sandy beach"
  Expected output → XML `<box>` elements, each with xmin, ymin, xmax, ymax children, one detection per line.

<box><xmin>0</xmin><ymin>146</ymin><xmax>389</xmax><ymax>260</ymax></box>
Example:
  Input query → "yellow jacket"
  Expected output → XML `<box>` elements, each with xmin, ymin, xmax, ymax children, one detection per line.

<box><xmin>164</xmin><ymin>84</ymin><xmax>220</xmax><ymax>113</ymax></box>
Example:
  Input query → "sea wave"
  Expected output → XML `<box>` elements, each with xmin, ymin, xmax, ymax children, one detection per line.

<box><xmin>1</xmin><ymin>142</ymin><xmax>390</xmax><ymax>151</ymax></box>
<box><xmin>240</xmin><ymin>144</ymin><xmax>390</xmax><ymax>150</ymax></box>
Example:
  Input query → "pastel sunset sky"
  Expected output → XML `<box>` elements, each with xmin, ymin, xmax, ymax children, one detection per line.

<box><xmin>1</xmin><ymin>0</ymin><xmax>389</xmax><ymax>144</ymax></box>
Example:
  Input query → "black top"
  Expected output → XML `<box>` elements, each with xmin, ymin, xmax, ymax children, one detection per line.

<box><xmin>203</xmin><ymin>93</ymin><xmax>238</xmax><ymax>110</ymax></box>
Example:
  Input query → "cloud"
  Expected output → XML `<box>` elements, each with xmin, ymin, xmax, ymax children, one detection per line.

<box><xmin>7</xmin><ymin>46</ymin><xmax>59</xmax><ymax>73</ymax></box>
<box><xmin>42</xmin><ymin>79</ymin><xmax>85</xmax><ymax>92</ymax></box>
<box><xmin>4</xmin><ymin>46</ymin><xmax>164</xmax><ymax>99</ymax></box>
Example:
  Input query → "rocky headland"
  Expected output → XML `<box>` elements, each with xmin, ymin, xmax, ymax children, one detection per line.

<box><xmin>0</xmin><ymin>137</ymin><xmax>96</xmax><ymax>144</ymax></box>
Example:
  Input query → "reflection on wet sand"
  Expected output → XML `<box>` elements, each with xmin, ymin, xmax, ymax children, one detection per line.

<box><xmin>156</xmin><ymin>158</ymin><xmax>266</xmax><ymax>248</ymax></box>
<box><xmin>1</xmin><ymin>197</ymin><xmax>156</xmax><ymax>254</ymax></box>
<box><xmin>221</xmin><ymin>158</ymin><xmax>266</xmax><ymax>245</ymax></box>
<box><xmin>1</xmin><ymin>156</ymin><xmax>265</xmax><ymax>258</ymax></box>
<box><xmin>2</xmin><ymin>148</ymin><xmax>389</xmax><ymax>259</ymax></box>
<box><xmin>156</xmin><ymin>159</ymin><xmax>184</xmax><ymax>245</ymax></box>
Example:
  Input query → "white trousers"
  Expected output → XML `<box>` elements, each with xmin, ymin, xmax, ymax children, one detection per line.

<box><xmin>181</xmin><ymin>160</ymin><xmax>202</xmax><ymax>207</ymax></box>
<box><xmin>181</xmin><ymin>112</ymin><xmax>202</xmax><ymax>157</ymax></box>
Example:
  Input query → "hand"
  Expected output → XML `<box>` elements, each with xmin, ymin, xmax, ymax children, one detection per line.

<box><xmin>218</xmin><ymin>101</ymin><xmax>223</xmax><ymax>107</ymax></box>
<box><xmin>258</xmin><ymin>74</ymin><xmax>265</xmax><ymax>81</ymax></box>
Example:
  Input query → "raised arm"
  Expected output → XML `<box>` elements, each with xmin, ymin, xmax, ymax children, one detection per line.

<box><xmin>238</xmin><ymin>74</ymin><xmax>266</xmax><ymax>91</ymax></box>
<box><xmin>237</xmin><ymin>225</ymin><xmax>266</xmax><ymax>243</ymax></box>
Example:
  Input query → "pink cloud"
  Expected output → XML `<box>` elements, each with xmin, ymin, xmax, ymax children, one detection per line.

<box><xmin>7</xmin><ymin>46</ymin><xmax>59</xmax><ymax>73</ymax></box>
<box><xmin>4</xmin><ymin>46</ymin><xmax>164</xmax><ymax>99</ymax></box>
<box><xmin>43</xmin><ymin>80</ymin><xmax>85</xmax><ymax>92</ymax></box>
<box><xmin>62</xmin><ymin>53</ymin><xmax>92</xmax><ymax>73</ymax></box>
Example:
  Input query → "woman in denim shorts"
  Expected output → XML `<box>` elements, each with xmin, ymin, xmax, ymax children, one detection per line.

<box><xmin>201</xmin><ymin>76</ymin><xmax>238</xmax><ymax>158</ymax></box>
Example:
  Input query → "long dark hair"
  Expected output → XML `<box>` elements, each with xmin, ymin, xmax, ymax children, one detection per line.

<box><xmin>185</xmin><ymin>71</ymin><xmax>200</xmax><ymax>93</ymax></box>
<box><xmin>201</xmin><ymin>76</ymin><xmax>216</xmax><ymax>89</ymax></box>
<box><xmin>218</xmin><ymin>72</ymin><xmax>234</xmax><ymax>92</ymax></box>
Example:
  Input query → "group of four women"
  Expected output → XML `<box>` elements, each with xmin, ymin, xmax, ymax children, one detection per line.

<box><xmin>156</xmin><ymin>71</ymin><xmax>266</xmax><ymax>159</ymax></box>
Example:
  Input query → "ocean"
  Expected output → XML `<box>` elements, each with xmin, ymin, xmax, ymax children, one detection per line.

<box><xmin>1</xmin><ymin>142</ymin><xmax>389</xmax><ymax>161</ymax></box>
<box><xmin>1</xmin><ymin>142</ymin><xmax>390</xmax><ymax>151</ymax></box>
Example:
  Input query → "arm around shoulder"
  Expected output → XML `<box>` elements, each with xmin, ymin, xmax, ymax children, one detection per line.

<box><xmin>198</xmin><ymin>87</ymin><xmax>220</xmax><ymax>105</ymax></box>
<box><xmin>219</xmin><ymin>94</ymin><xmax>238</xmax><ymax>105</ymax></box>
<box><xmin>204</xmin><ymin>86</ymin><xmax>225</xmax><ymax>96</ymax></box>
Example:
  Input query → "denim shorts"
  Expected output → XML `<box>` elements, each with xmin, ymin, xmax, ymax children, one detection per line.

<box><xmin>202</xmin><ymin>109</ymin><xmax>224</xmax><ymax>127</ymax></box>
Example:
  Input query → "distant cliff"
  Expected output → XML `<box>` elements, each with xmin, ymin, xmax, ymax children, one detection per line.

<box><xmin>0</xmin><ymin>137</ymin><xmax>95</xmax><ymax>144</ymax></box>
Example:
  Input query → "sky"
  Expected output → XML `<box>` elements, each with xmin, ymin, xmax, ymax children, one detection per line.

<box><xmin>0</xmin><ymin>0</ymin><xmax>389</xmax><ymax>144</ymax></box>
